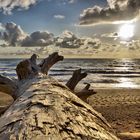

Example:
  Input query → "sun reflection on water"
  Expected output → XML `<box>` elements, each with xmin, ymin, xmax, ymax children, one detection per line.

<box><xmin>114</xmin><ymin>59</ymin><xmax>138</xmax><ymax>88</ymax></box>
<box><xmin>117</xmin><ymin>77</ymin><xmax>138</xmax><ymax>88</ymax></box>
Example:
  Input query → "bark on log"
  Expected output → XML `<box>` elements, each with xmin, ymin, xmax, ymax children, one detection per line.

<box><xmin>75</xmin><ymin>83</ymin><xmax>96</xmax><ymax>102</ymax></box>
<box><xmin>0</xmin><ymin>75</ymin><xmax>18</xmax><ymax>100</ymax></box>
<box><xmin>39</xmin><ymin>52</ymin><xmax>64</xmax><ymax>75</ymax></box>
<box><xmin>0</xmin><ymin>53</ymin><xmax>119</xmax><ymax>139</ymax></box>
<box><xmin>0</xmin><ymin>76</ymin><xmax>119</xmax><ymax>140</ymax></box>
<box><xmin>66</xmin><ymin>69</ymin><xmax>96</xmax><ymax>101</ymax></box>
<box><xmin>16</xmin><ymin>54</ymin><xmax>40</xmax><ymax>81</ymax></box>
<box><xmin>66</xmin><ymin>69</ymin><xmax>87</xmax><ymax>90</ymax></box>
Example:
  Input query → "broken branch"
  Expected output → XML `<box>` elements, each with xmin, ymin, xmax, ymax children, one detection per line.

<box><xmin>66</xmin><ymin>68</ymin><xmax>87</xmax><ymax>90</ymax></box>
<box><xmin>0</xmin><ymin>75</ymin><xmax>18</xmax><ymax>100</ymax></box>
<box><xmin>39</xmin><ymin>52</ymin><xmax>64</xmax><ymax>75</ymax></box>
<box><xmin>76</xmin><ymin>83</ymin><xmax>96</xmax><ymax>101</ymax></box>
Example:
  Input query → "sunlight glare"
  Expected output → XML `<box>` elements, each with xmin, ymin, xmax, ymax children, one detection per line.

<box><xmin>118</xmin><ymin>24</ymin><xmax>135</xmax><ymax>40</ymax></box>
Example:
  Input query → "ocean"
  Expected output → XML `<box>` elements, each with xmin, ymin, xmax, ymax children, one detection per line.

<box><xmin>0</xmin><ymin>58</ymin><xmax>140</xmax><ymax>89</ymax></box>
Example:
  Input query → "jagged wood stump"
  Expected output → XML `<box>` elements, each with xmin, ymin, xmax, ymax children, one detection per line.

<box><xmin>66</xmin><ymin>69</ymin><xmax>96</xmax><ymax>102</ymax></box>
<box><xmin>0</xmin><ymin>53</ymin><xmax>119</xmax><ymax>140</ymax></box>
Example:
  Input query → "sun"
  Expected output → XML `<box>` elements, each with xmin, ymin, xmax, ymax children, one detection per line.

<box><xmin>118</xmin><ymin>24</ymin><xmax>135</xmax><ymax>40</ymax></box>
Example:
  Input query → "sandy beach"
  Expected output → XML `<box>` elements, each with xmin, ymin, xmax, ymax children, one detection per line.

<box><xmin>88</xmin><ymin>88</ymin><xmax>140</xmax><ymax>140</ymax></box>
<box><xmin>0</xmin><ymin>88</ymin><xmax>140</xmax><ymax>139</ymax></box>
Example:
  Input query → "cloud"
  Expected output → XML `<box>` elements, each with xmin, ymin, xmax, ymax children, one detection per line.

<box><xmin>101</xmin><ymin>32</ymin><xmax>118</xmax><ymax>38</ymax></box>
<box><xmin>54</xmin><ymin>15</ymin><xmax>65</xmax><ymax>19</ymax></box>
<box><xmin>101</xmin><ymin>32</ymin><xmax>119</xmax><ymax>41</ymax></box>
<box><xmin>0</xmin><ymin>22</ymin><xmax>27</xmax><ymax>46</ymax></box>
<box><xmin>57</xmin><ymin>0</ymin><xmax>76</xmax><ymax>5</ymax></box>
<box><xmin>0</xmin><ymin>22</ymin><xmax>54</xmax><ymax>47</ymax></box>
<box><xmin>56</xmin><ymin>30</ymin><xmax>83</xmax><ymax>48</ymax></box>
<box><xmin>21</xmin><ymin>31</ymin><xmax>54</xmax><ymax>46</ymax></box>
<box><xmin>0</xmin><ymin>0</ymin><xmax>39</xmax><ymax>14</ymax></box>
<box><xmin>68</xmin><ymin>0</ymin><xmax>76</xmax><ymax>4</ymax></box>
<box><xmin>83</xmin><ymin>37</ymin><xmax>101</xmax><ymax>49</ymax></box>
<box><xmin>55</xmin><ymin>30</ymin><xmax>101</xmax><ymax>49</ymax></box>
<box><xmin>0</xmin><ymin>23</ymin><xmax>5</xmax><ymax>31</ymax></box>
<box><xmin>79</xmin><ymin>0</ymin><xmax>140</xmax><ymax>25</ymax></box>
<box><xmin>60</xmin><ymin>30</ymin><xmax>77</xmax><ymax>39</ymax></box>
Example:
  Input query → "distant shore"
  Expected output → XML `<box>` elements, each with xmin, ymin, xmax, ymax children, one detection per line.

<box><xmin>1</xmin><ymin>54</ymin><xmax>140</xmax><ymax>59</ymax></box>
<box><xmin>0</xmin><ymin>46</ymin><xmax>140</xmax><ymax>59</ymax></box>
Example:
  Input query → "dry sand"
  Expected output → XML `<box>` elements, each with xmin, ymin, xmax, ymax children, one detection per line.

<box><xmin>88</xmin><ymin>88</ymin><xmax>140</xmax><ymax>140</ymax></box>
<box><xmin>0</xmin><ymin>88</ymin><xmax>140</xmax><ymax>140</ymax></box>
<box><xmin>0</xmin><ymin>92</ymin><xmax>13</xmax><ymax>115</ymax></box>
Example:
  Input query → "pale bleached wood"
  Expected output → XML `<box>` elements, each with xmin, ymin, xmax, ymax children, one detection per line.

<box><xmin>0</xmin><ymin>76</ymin><xmax>119</xmax><ymax>140</ymax></box>
<box><xmin>0</xmin><ymin>53</ymin><xmax>119</xmax><ymax>140</ymax></box>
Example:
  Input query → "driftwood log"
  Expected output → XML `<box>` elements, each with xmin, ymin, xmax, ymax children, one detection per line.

<box><xmin>66</xmin><ymin>69</ymin><xmax>96</xmax><ymax>102</ymax></box>
<box><xmin>0</xmin><ymin>53</ymin><xmax>119</xmax><ymax>140</ymax></box>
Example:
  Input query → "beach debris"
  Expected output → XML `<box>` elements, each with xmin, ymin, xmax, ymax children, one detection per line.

<box><xmin>16</xmin><ymin>54</ymin><xmax>39</xmax><ymax>80</ymax></box>
<box><xmin>39</xmin><ymin>52</ymin><xmax>64</xmax><ymax>75</ymax></box>
<box><xmin>75</xmin><ymin>83</ymin><xmax>96</xmax><ymax>102</ymax></box>
<box><xmin>0</xmin><ymin>75</ymin><xmax>17</xmax><ymax>100</ymax></box>
<box><xmin>0</xmin><ymin>52</ymin><xmax>119</xmax><ymax>140</ymax></box>
<box><xmin>66</xmin><ymin>69</ymin><xmax>96</xmax><ymax>101</ymax></box>
<box><xmin>66</xmin><ymin>68</ymin><xmax>87</xmax><ymax>90</ymax></box>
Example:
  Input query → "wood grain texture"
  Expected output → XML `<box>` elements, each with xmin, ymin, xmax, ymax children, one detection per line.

<box><xmin>0</xmin><ymin>76</ymin><xmax>119</xmax><ymax>140</ymax></box>
<box><xmin>0</xmin><ymin>53</ymin><xmax>119</xmax><ymax>140</ymax></box>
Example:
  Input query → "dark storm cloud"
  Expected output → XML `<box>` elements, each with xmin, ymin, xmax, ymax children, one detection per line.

<box><xmin>21</xmin><ymin>31</ymin><xmax>54</xmax><ymax>46</ymax></box>
<box><xmin>0</xmin><ymin>22</ymin><xmax>26</xmax><ymax>46</ymax></box>
<box><xmin>0</xmin><ymin>0</ymin><xmax>39</xmax><ymax>14</ymax></box>
<box><xmin>80</xmin><ymin>0</ymin><xmax>140</xmax><ymax>25</ymax></box>
<box><xmin>0</xmin><ymin>22</ymin><xmax>54</xmax><ymax>46</ymax></box>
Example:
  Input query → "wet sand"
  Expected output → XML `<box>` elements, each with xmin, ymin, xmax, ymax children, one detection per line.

<box><xmin>0</xmin><ymin>88</ymin><xmax>140</xmax><ymax>139</ymax></box>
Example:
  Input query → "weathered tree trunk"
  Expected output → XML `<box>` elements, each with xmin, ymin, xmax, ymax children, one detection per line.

<box><xmin>0</xmin><ymin>75</ymin><xmax>17</xmax><ymax>100</ymax></box>
<box><xmin>0</xmin><ymin>53</ymin><xmax>119</xmax><ymax>140</ymax></box>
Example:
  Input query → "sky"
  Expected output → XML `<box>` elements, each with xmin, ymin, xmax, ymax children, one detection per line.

<box><xmin>0</xmin><ymin>0</ymin><xmax>108</xmax><ymax>35</ymax></box>
<box><xmin>0</xmin><ymin>0</ymin><xmax>140</xmax><ymax>37</ymax></box>
<box><xmin>0</xmin><ymin>0</ymin><xmax>140</xmax><ymax>58</ymax></box>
